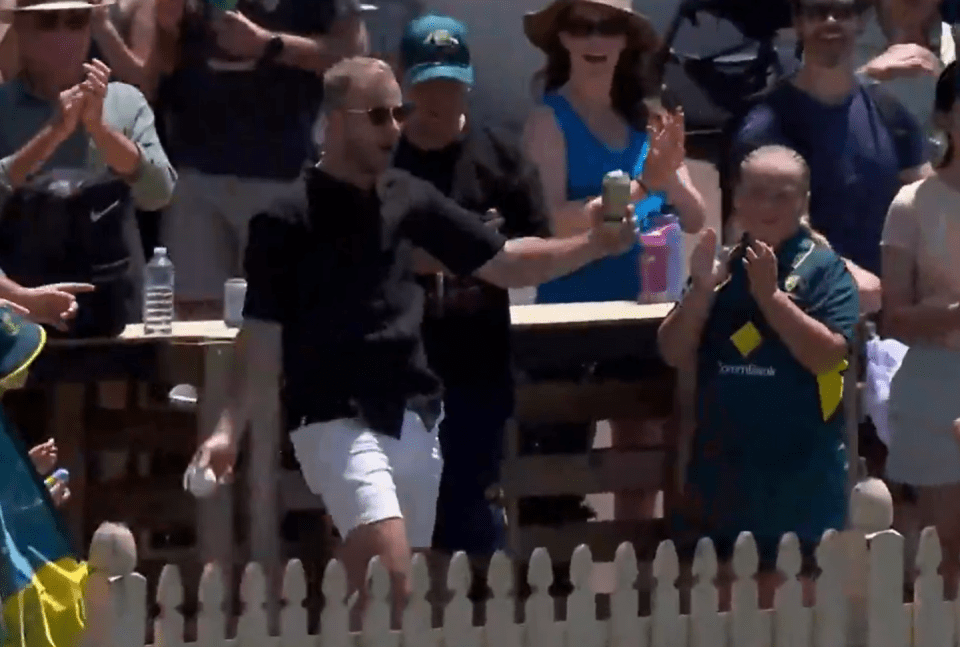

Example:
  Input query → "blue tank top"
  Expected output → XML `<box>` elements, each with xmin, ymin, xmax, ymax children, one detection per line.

<box><xmin>536</xmin><ymin>93</ymin><xmax>665</xmax><ymax>304</ymax></box>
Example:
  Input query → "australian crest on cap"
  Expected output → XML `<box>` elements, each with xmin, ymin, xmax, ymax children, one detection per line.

<box><xmin>425</xmin><ymin>29</ymin><xmax>459</xmax><ymax>48</ymax></box>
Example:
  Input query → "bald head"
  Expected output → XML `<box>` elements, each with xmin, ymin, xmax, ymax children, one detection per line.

<box><xmin>323</xmin><ymin>56</ymin><xmax>396</xmax><ymax>113</ymax></box>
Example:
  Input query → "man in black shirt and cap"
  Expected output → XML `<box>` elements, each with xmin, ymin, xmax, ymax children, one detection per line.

<box><xmin>192</xmin><ymin>56</ymin><xmax>638</xmax><ymax>620</ymax></box>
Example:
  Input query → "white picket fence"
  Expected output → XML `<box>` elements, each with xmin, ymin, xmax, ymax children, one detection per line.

<box><xmin>81</xmin><ymin>526</ymin><xmax>960</xmax><ymax>647</ymax></box>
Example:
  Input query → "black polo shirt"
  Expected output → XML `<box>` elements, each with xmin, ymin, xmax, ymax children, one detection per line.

<box><xmin>242</xmin><ymin>166</ymin><xmax>507</xmax><ymax>438</ymax></box>
<box><xmin>393</xmin><ymin>127</ymin><xmax>551</xmax><ymax>386</ymax></box>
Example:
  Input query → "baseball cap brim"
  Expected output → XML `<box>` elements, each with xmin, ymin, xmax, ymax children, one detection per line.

<box><xmin>406</xmin><ymin>63</ymin><xmax>474</xmax><ymax>87</ymax></box>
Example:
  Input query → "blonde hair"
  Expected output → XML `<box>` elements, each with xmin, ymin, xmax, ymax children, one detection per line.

<box><xmin>738</xmin><ymin>144</ymin><xmax>832</xmax><ymax>249</ymax></box>
<box><xmin>322</xmin><ymin>57</ymin><xmax>394</xmax><ymax>113</ymax></box>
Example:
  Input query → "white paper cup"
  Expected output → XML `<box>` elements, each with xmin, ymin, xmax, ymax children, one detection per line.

<box><xmin>223</xmin><ymin>278</ymin><xmax>247</xmax><ymax>328</ymax></box>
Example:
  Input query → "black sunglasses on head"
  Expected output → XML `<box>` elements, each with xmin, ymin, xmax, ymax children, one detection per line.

<box><xmin>561</xmin><ymin>15</ymin><xmax>628</xmax><ymax>38</ymax></box>
<box><xmin>344</xmin><ymin>104</ymin><xmax>413</xmax><ymax>126</ymax></box>
<box><xmin>797</xmin><ymin>1</ymin><xmax>870</xmax><ymax>22</ymax></box>
<box><xmin>31</xmin><ymin>8</ymin><xmax>91</xmax><ymax>31</ymax></box>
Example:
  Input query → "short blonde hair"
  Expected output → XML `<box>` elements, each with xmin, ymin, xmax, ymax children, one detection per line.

<box><xmin>322</xmin><ymin>56</ymin><xmax>394</xmax><ymax>113</ymax></box>
<box><xmin>738</xmin><ymin>144</ymin><xmax>831</xmax><ymax>248</ymax></box>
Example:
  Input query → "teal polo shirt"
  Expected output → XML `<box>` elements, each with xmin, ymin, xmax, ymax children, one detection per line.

<box><xmin>686</xmin><ymin>228</ymin><xmax>860</xmax><ymax>544</ymax></box>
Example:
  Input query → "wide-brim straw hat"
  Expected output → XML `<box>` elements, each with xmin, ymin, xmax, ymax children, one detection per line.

<box><xmin>523</xmin><ymin>0</ymin><xmax>661</xmax><ymax>54</ymax></box>
<box><xmin>0</xmin><ymin>0</ymin><xmax>115</xmax><ymax>23</ymax></box>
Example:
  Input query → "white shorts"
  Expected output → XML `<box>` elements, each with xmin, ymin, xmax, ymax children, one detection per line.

<box><xmin>289</xmin><ymin>410</ymin><xmax>444</xmax><ymax>548</ymax></box>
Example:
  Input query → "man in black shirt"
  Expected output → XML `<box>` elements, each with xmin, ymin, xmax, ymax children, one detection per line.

<box><xmin>193</xmin><ymin>56</ymin><xmax>637</xmax><ymax>620</ymax></box>
<box><xmin>393</xmin><ymin>15</ymin><xmax>549</xmax><ymax>560</ymax></box>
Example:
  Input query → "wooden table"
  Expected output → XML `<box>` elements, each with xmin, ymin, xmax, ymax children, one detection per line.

<box><xmin>505</xmin><ymin>301</ymin><xmax>677</xmax><ymax>563</ymax></box>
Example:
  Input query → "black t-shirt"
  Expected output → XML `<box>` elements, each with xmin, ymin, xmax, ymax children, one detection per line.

<box><xmin>392</xmin><ymin>127</ymin><xmax>551</xmax><ymax>386</ymax></box>
<box><xmin>242</xmin><ymin>166</ymin><xmax>507</xmax><ymax>438</ymax></box>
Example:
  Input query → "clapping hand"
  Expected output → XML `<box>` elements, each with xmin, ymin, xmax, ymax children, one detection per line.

<box><xmin>80</xmin><ymin>59</ymin><xmax>111</xmax><ymax>132</ymax></box>
<box><xmin>50</xmin><ymin>86</ymin><xmax>85</xmax><ymax>142</ymax></box>
<box><xmin>743</xmin><ymin>240</ymin><xmax>779</xmax><ymax>304</ymax></box>
<box><xmin>641</xmin><ymin>108</ymin><xmax>685</xmax><ymax>193</ymax></box>
<box><xmin>689</xmin><ymin>228</ymin><xmax>727</xmax><ymax>291</ymax></box>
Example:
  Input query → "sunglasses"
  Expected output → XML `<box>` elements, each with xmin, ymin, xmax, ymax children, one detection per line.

<box><xmin>796</xmin><ymin>1</ymin><xmax>870</xmax><ymax>22</ymax></box>
<box><xmin>561</xmin><ymin>15</ymin><xmax>628</xmax><ymax>38</ymax></box>
<box><xmin>344</xmin><ymin>103</ymin><xmax>413</xmax><ymax>126</ymax></box>
<box><xmin>31</xmin><ymin>9</ymin><xmax>91</xmax><ymax>31</ymax></box>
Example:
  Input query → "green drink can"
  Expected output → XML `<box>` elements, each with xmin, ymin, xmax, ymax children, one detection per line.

<box><xmin>602</xmin><ymin>170</ymin><xmax>631</xmax><ymax>223</ymax></box>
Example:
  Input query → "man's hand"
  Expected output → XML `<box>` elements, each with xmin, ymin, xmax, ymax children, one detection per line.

<box><xmin>744</xmin><ymin>240</ymin><xmax>779</xmax><ymax>304</ymax></box>
<box><xmin>192</xmin><ymin>428</ymin><xmax>238</xmax><ymax>484</ymax></box>
<box><xmin>50</xmin><ymin>86</ymin><xmax>85</xmax><ymax>142</ymax></box>
<box><xmin>861</xmin><ymin>43</ymin><xmax>941</xmax><ymax>81</ymax></box>
<box><xmin>19</xmin><ymin>283</ymin><xmax>95</xmax><ymax>331</ymax></box>
<box><xmin>80</xmin><ymin>59</ymin><xmax>111</xmax><ymax>133</ymax></box>
<box><xmin>213</xmin><ymin>10</ymin><xmax>271</xmax><ymax>60</ymax></box>
<box><xmin>587</xmin><ymin>195</ymin><xmax>636</xmax><ymax>256</ymax></box>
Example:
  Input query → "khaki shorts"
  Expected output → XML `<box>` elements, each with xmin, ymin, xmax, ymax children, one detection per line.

<box><xmin>160</xmin><ymin>170</ymin><xmax>297</xmax><ymax>302</ymax></box>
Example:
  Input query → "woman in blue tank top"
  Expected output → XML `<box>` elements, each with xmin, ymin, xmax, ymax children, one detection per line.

<box><xmin>522</xmin><ymin>0</ymin><xmax>706</xmax><ymax>304</ymax></box>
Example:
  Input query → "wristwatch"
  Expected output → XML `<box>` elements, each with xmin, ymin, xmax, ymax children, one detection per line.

<box><xmin>259</xmin><ymin>34</ymin><xmax>284</xmax><ymax>65</ymax></box>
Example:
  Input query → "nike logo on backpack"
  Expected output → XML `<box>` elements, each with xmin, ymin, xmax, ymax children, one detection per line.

<box><xmin>90</xmin><ymin>200</ymin><xmax>120</xmax><ymax>222</ymax></box>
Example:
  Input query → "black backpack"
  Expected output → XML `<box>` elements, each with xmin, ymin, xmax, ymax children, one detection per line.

<box><xmin>658</xmin><ymin>0</ymin><xmax>799</xmax><ymax>161</ymax></box>
<box><xmin>0</xmin><ymin>171</ymin><xmax>138</xmax><ymax>338</ymax></box>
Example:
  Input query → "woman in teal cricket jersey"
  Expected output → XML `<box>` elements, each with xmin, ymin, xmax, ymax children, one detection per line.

<box><xmin>658</xmin><ymin>145</ymin><xmax>860</xmax><ymax>609</ymax></box>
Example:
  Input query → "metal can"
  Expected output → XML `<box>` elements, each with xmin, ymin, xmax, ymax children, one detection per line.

<box><xmin>602</xmin><ymin>170</ymin><xmax>631</xmax><ymax>223</ymax></box>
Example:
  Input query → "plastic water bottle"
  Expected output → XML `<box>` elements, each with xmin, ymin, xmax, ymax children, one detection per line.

<box><xmin>143</xmin><ymin>246</ymin><xmax>174</xmax><ymax>336</ymax></box>
<box><xmin>656</xmin><ymin>213</ymin><xmax>685</xmax><ymax>302</ymax></box>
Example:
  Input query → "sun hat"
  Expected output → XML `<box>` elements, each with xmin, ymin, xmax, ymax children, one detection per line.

<box><xmin>0</xmin><ymin>304</ymin><xmax>45</xmax><ymax>391</ymax></box>
<box><xmin>400</xmin><ymin>14</ymin><xmax>474</xmax><ymax>87</ymax></box>
<box><xmin>0</xmin><ymin>0</ymin><xmax>115</xmax><ymax>23</ymax></box>
<box><xmin>523</xmin><ymin>0</ymin><xmax>660</xmax><ymax>54</ymax></box>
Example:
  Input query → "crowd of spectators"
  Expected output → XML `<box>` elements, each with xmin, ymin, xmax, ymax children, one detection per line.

<box><xmin>0</xmin><ymin>0</ymin><xmax>956</xmax><ymax>621</ymax></box>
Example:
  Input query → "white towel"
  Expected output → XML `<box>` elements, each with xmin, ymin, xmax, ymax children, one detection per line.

<box><xmin>863</xmin><ymin>337</ymin><xmax>909</xmax><ymax>448</ymax></box>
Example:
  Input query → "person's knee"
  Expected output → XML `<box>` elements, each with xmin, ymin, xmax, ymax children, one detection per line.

<box><xmin>342</xmin><ymin>517</ymin><xmax>413</xmax><ymax>592</ymax></box>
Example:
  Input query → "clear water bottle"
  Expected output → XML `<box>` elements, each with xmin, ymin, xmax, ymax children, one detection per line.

<box><xmin>143</xmin><ymin>246</ymin><xmax>174</xmax><ymax>336</ymax></box>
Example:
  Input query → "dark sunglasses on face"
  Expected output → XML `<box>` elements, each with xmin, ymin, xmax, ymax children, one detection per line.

<box><xmin>32</xmin><ymin>9</ymin><xmax>91</xmax><ymax>31</ymax></box>
<box><xmin>344</xmin><ymin>103</ymin><xmax>413</xmax><ymax>126</ymax></box>
<box><xmin>561</xmin><ymin>15</ymin><xmax>628</xmax><ymax>38</ymax></box>
<box><xmin>797</xmin><ymin>1</ymin><xmax>870</xmax><ymax>22</ymax></box>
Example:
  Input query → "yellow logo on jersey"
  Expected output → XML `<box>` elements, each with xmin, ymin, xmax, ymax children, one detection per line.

<box><xmin>816</xmin><ymin>359</ymin><xmax>848</xmax><ymax>421</ymax></box>
<box><xmin>730</xmin><ymin>321</ymin><xmax>762</xmax><ymax>358</ymax></box>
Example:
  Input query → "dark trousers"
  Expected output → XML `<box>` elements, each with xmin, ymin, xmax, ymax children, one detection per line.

<box><xmin>431</xmin><ymin>382</ymin><xmax>513</xmax><ymax>555</ymax></box>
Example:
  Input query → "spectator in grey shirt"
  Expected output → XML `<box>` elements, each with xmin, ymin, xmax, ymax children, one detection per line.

<box><xmin>0</xmin><ymin>0</ymin><xmax>175</xmax><ymax>211</ymax></box>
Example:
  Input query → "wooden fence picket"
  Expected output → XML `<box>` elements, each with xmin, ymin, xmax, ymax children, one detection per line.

<box><xmin>196</xmin><ymin>563</ymin><xmax>225</xmax><ymax>647</ymax></box>
<box><xmin>566</xmin><ymin>545</ymin><xmax>602</xmax><ymax>647</ymax></box>
<box><xmin>524</xmin><ymin>548</ymin><xmax>557</xmax><ymax>647</ymax></box>
<box><xmin>731</xmin><ymin>533</ymin><xmax>761</xmax><ymax>647</ymax></box>
<box><xmin>814</xmin><ymin>530</ymin><xmax>846</xmax><ymax>647</ymax></box>
<box><xmin>485</xmin><ymin>551</ymin><xmax>520</xmax><ymax>647</ymax></box>
<box><xmin>690</xmin><ymin>537</ymin><xmax>720</xmax><ymax>647</ymax></box>
<box><xmin>444</xmin><ymin>552</ymin><xmax>477</xmax><ymax>647</ymax></box>
<box><xmin>280</xmin><ymin>560</ymin><xmax>308</xmax><ymax>647</ymax></box>
<box><xmin>651</xmin><ymin>540</ymin><xmax>681</xmax><ymax>647</ymax></box>
<box><xmin>868</xmin><ymin>531</ymin><xmax>907</xmax><ymax>647</ymax></box>
<box><xmin>319</xmin><ymin>559</ymin><xmax>349</xmax><ymax>647</ymax></box>
<box><xmin>609</xmin><ymin>542</ymin><xmax>641</xmax><ymax>647</ymax></box>
<box><xmin>773</xmin><ymin>533</ymin><xmax>811</xmax><ymax>647</ymax></box>
<box><xmin>360</xmin><ymin>557</ymin><xmax>393</xmax><ymax>647</ymax></box>
<box><xmin>913</xmin><ymin>527</ymin><xmax>949</xmax><ymax>647</ymax></box>
<box><xmin>155</xmin><ymin>564</ymin><xmax>185</xmax><ymax>647</ymax></box>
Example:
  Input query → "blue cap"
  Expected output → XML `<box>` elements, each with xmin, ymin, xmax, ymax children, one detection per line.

<box><xmin>400</xmin><ymin>14</ymin><xmax>474</xmax><ymax>87</ymax></box>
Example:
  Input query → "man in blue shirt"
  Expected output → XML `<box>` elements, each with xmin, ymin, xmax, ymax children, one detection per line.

<box><xmin>732</xmin><ymin>0</ymin><xmax>930</xmax><ymax>314</ymax></box>
<box><xmin>148</xmin><ymin>0</ymin><xmax>370</xmax><ymax>317</ymax></box>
